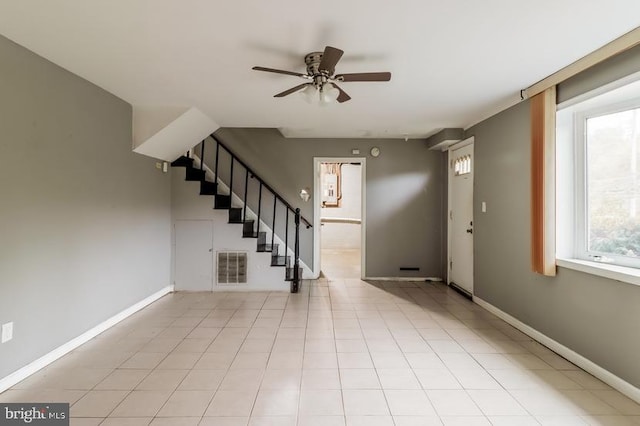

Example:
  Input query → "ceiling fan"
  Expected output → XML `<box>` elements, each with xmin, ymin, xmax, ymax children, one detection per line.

<box><xmin>252</xmin><ymin>46</ymin><xmax>391</xmax><ymax>104</ymax></box>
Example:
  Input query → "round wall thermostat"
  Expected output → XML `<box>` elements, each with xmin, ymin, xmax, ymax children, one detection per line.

<box><xmin>370</xmin><ymin>147</ymin><xmax>380</xmax><ymax>157</ymax></box>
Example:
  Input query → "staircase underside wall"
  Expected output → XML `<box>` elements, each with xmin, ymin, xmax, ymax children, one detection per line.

<box><xmin>170</xmin><ymin>168</ymin><xmax>288</xmax><ymax>291</ymax></box>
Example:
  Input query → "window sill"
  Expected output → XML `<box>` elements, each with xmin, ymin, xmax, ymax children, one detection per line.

<box><xmin>556</xmin><ymin>258</ymin><xmax>640</xmax><ymax>287</ymax></box>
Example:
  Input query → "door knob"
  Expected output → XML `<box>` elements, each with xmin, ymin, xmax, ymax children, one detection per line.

<box><xmin>466</xmin><ymin>228</ymin><xmax>473</xmax><ymax>234</ymax></box>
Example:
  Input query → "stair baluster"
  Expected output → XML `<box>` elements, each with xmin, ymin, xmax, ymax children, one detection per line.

<box><xmin>243</xmin><ymin>169</ymin><xmax>249</xmax><ymax>223</ymax></box>
<box><xmin>271</xmin><ymin>196</ymin><xmax>277</xmax><ymax>252</ymax></box>
<box><xmin>172</xmin><ymin>135</ymin><xmax>312</xmax><ymax>293</ymax></box>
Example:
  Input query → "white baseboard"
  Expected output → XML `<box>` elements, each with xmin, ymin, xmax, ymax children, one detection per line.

<box><xmin>364</xmin><ymin>277</ymin><xmax>443</xmax><ymax>282</ymax></box>
<box><xmin>0</xmin><ymin>285</ymin><xmax>173</xmax><ymax>393</ymax></box>
<box><xmin>474</xmin><ymin>296</ymin><xmax>640</xmax><ymax>404</ymax></box>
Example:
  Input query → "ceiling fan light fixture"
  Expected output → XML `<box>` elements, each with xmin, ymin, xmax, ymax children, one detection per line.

<box><xmin>299</xmin><ymin>84</ymin><xmax>318</xmax><ymax>104</ymax></box>
<box><xmin>321</xmin><ymin>83</ymin><xmax>340</xmax><ymax>103</ymax></box>
<box><xmin>252</xmin><ymin>45</ymin><xmax>391</xmax><ymax>104</ymax></box>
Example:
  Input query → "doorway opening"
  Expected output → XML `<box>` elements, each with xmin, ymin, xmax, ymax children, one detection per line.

<box><xmin>314</xmin><ymin>158</ymin><xmax>366</xmax><ymax>279</ymax></box>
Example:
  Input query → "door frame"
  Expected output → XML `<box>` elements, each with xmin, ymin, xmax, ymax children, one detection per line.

<box><xmin>447</xmin><ymin>137</ymin><xmax>474</xmax><ymax>292</ymax></box>
<box><xmin>313</xmin><ymin>157</ymin><xmax>367</xmax><ymax>279</ymax></box>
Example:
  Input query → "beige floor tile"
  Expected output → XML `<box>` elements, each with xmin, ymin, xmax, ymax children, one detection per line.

<box><xmin>487</xmin><ymin>416</ymin><xmax>540</xmax><ymax>426</ymax></box>
<box><xmin>405</xmin><ymin>353</ymin><xmax>446</xmax><ymax>369</ymax></box>
<box><xmin>414</xmin><ymin>369</ymin><xmax>462</xmax><ymax>390</ymax></box>
<box><xmin>345</xmin><ymin>416</ymin><xmax>394</xmax><ymax>426</ymax></box>
<box><xmin>95</xmin><ymin>369</ymin><xmax>150</xmax><ymax>390</ymax></box>
<box><xmin>149</xmin><ymin>418</ymin><xmax>200</xmax><ymax>426</ymax></box>
<box><xmin>120</xmin><ymin>353</ymin><xmax>167</xmax><ymax>370</ymax></box>
<box><xmin>205</xmin><ymin>390</ymin><xmax>257</xmax><ymax>416</ymax></box>
<box><xmin>70</xmin><ymin>419</ymin><xmax>104</xmax><ymax>426</ymax></box>
<box><xmin>535</xmin><ymin>415</ymin><xmax>590</xmax><ymax>425</ymax></box>
<box><xmin>156</xmin><ymin>390</ymin><xmax>215</xmax><ymax>417</ymax></box>
<box><xmin>301</xmin><ymin>369</ymin><xmax>341</xmax><ymax>389</ymax></box>
<box><xmin>392</xmin><ymin>416</ymin><xmax>443</xmax><ymax>426</ymax></box>
<box><xmin>188</xmin><ymin>327</ymin><xmax>223</xmax><ymax>339</ymax></box>
<box><xmin>337</xmin><ymin>352</ymin><xmax>374</xmax><ymax>369</ymax></box>
<box><xmin>448</xmin><ymin>368</ymin><xmax>501</xmax><ymax>390</ymax></box>
<box><xmin>251</xmin><ymin>389</ymin><xmax>299</xmax><ymax>416</ymax></box>
<box><xmin>299</xmin><ymin>390</ymin><xmax>344</xmax><ymax>415</ymax></box>
<box><xmin>178</xmin><ymin>369</ymin><xmax>226</xmax><ymax>390</ymax></box>
<box><xmin>298</xmin><ymin>415</ymin><xmax>345</xmax><ymax>426</ymax></box>
<box><xmin>240</xmin><ymin>339</ymin><xmax>275</xmax><ymax>353</ymax></box>
<box><xmin>230</xmin><ymin>353</ymin><xmax>269</xmax><ymax>370</ymax></box>
<box><xmin>590</xmin><ymin>390</ymin><xmax>640</xmax><ymax>415</ymax></box>
<box><xmin>111</xmin><ymin>390</ymin><xmax>172</xmax><ymax>417</ymax></box>
<box><xmin>426</xmin><ymin>390</ymin><xmax>483</xmax><ymax>416</ymax></box>
<box><xmin>71</xmin><ymin>390</ymin><xmax>129</xmax><ymax>417</ymax></box>
<box><xmin>198</xmin><ymin>417</ymin><xmax>249</xmax><ymax>426</ymax></box>
<box><xmin>259</xmin><ymin>369</ymin><xmax>301</xmax><ymax>390</ymax></box>
<box><xmin>100</xmin><ymin>418</ymin><xmax>152</xmax><ymax>425</ymax></box>
<box><xmin>140</xmin><ymin>338</ymin><xmax>182</xmax><ymax>353</ymax></box>
<box><xmin>194</xmin><ymin>352</ymin><xmax>236</xmax><ymax>369</ymax></box>
<box><xmin>385</xmin><ymin>390</ymin><xmax>436</xmax><ymax>416</ymax></box>
<box><xmin>302</xmin><ymin>352</ymin><xmax>338</xmax><ymax>369</ymax></box>
<box><xmin>377</xmin><ymin>369</ymin><xmax>421</xmax><ymax>389</ymax></box>
<box><xmin>467</xmin><ymin>389</ymin><xmax>528</xmax><ymax>416</ymax></box>
<box><xmin>219</xmin><ymin>369</ymin><xmax>265</xmax><ymax>390</ymax></box>
<box><xmin>370</xmin><ymin>352</ymin><xmax>410</xmax><ymax>369</ymax></box>
<box><xmin>304</xmin><ymin>339</ymin><xmax>336</xmax><ymax>353</ymax></box>
<box><xmin>7</xmin><ymin>263</ymin><xmax>640</xmax><ymax>426</ymax></box>
<box><xmin>440</xmin><ymin>416</ymin><xmax>491</xmax><ymax>425</ymax></box>
<box><xmin>267</xmin><ymin>351</ymin><xmax>303</xmax><ymax>369</ymax></box>
<box><xmin>247</xmin><ymin>416</ymin><xmax>296</xmax><ymax>426</ymax></box>
<box><xmin>136</xmin><ymin>369</ymin><xmax>189</xmax><ymax>390</ymax></box>
<box><xmin>343</xmin><ymin>389</ymin><xmax>390</xmax><ymax>415</ymax></box>
<box><xmin>156</xmin><ymin>353</ymin><xmax>202</xmax><ymax>369</ymax></box>
<box><xmin>340</xmin><ymin>369</ymin><xmax>381</xmax><ymax>389</ymax></box>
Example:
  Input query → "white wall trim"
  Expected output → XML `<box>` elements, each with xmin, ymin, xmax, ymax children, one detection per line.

<box><xmin>0</xmin><ymin>285</ymin><xmax>173</xmax><ymax>393</ymax></box>
<box><xmin>474</xmin><ymin>296</ymin><xmax>640</xmax><ymax>404</ymax></box>
<box><xmin>364</xmin><ymin>277</ymin><xmax>443</xmax><ymax>282</ymax></box>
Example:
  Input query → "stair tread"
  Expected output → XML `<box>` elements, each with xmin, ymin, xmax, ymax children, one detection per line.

<box><xmin>171</xmin><ymin>156</ymin><xmax>193</xmax><ymax>167</ymax></box>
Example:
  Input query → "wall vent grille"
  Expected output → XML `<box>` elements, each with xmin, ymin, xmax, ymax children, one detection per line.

<box><xmin>217</xmin><ymin>251</ymin><xmax>247</xmax><ymax>284</ymax></box>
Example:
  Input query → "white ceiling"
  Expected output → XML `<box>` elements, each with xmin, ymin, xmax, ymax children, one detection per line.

<box><xmin>1</xmin><ymin>0</ymin><xmax>639</xmax><ymax>139</ymax></box>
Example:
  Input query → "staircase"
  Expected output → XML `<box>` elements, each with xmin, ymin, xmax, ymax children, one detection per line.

<box><xmin>171</xmin><ymin>135</ymin><xmax>311</xmax><ymax>293</ymax></box>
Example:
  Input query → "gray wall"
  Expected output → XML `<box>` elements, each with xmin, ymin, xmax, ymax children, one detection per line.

<box><xmin>215</xmin><ymin>128</ymin><xmax>446</xmax><ymax>278</ymax></box>
<box><xmin>467</xmin><ymin>98</ymin><xmax>640</xmax><ymax>387</ymax></box>
<box><xmin>0</xmin><ymin>35</ymin><xmax>171</xmax><ymax>379</ymax></box>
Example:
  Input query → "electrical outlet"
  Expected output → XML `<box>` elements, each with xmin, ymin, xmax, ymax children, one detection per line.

<box><xmin>2</xmin><ymin>322</ymin><xmax>13</xmax><ymax>343</ymax></box>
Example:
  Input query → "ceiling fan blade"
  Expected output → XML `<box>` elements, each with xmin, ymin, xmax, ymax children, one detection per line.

<box><xmin>274</xmin><ymin>83</ymin><xmax>311</xmax><ymax>98</ymax></box>
<box><xmin>331</xmin><ymin>83</ymin><xmax>351</xmax><ymax>103</ymax></box>
<box><xmin>335</xmin><ymin>72</ymin><xmax>391</xmax><ymax>82</ymax></box>
<box><xmin>252</xmin><ymin>66</ymin><xmax>306</xmax><ymax>78</ymax></box>
<box><xmin>318</xmin><ymin>46</ymin><xmax>344</xmax><ymax>74</ymax></box>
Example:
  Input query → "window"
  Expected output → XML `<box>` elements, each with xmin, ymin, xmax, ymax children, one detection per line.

<box><xmin>453</xmin><ymin>155</ymin><xmax>471</xmax><ymax>176</ymax></box>
<box><xmin>557</xmin><ymin>74</ymin><xmax>640</xmax><ymax>269</ymax></box>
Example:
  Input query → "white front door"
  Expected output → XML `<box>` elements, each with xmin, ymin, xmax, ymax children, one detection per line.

<box><xmin>448</xmin><ymin>140</ymin><xmax>474</xmax><ymax>295</ymax></box>
<box><xmin>175</xmin><ymin>220</ymin><xmax>214</xmax><ymax>291</ymax></box>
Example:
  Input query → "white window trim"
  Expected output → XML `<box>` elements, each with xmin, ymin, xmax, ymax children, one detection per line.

<box><xmin>556</xmin><ymin>70</ymin><xmax>640</xmax><ymax>285</ymax></box>
<box><xmin>574</xmin><ymin>98</ymin><xmax>640</xmax><ymax>269</ymax></box>
<box><xmin>557</xmin><ymin>258</ymin><xmax>640</xmax><ymax>287</ymax></box>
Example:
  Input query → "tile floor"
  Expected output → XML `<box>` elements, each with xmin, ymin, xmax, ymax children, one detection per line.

<box><xmin>2</xmin><ymin>258</ymin><xmax>640</xmax><ymax>425</ymax></box>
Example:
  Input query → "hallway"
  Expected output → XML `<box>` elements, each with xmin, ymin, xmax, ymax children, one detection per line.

<box><xmin>1</xmin><ymin>275</ymin><xmax>639</xmax><ymax>425</ymax></box>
